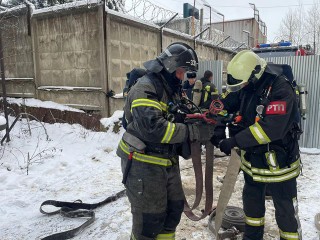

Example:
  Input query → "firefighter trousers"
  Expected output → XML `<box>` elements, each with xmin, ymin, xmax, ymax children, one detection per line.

<box><xmin>121</xmin><ymin>157</ymin><xmax>184</xmax><ymax>240</ymax></box>
<box><xmin>242</xmin><ymin>174</ymin><xmax>302</xmax><ymax>240</ymax></box>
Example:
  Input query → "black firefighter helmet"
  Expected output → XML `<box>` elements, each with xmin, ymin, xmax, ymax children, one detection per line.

<box><xmin>144</xmin><ymin>42</ymin><xmax>198</xmax><ymax>74</ymax></box>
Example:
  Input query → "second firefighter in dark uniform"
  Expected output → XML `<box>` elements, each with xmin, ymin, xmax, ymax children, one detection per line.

<box><xmin>212</xmin><ymin>50</ymin><xmax>302</xmax><ymax>240</ymax></box>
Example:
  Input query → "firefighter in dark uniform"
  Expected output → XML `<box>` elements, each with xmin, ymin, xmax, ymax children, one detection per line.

<box><xmin>199</xmin><ymin>70</ymin><xmax>219</xmax><ymax>109</ymax></box>
<box><xmin>117</xmin><ymin>42</ymin><xmax>215</xmax><ymax>240</ymax></box>
<box><xmin>212</xmin><ymin>50</ymin><xmax>302</xmax><ymax>240</ymax></box>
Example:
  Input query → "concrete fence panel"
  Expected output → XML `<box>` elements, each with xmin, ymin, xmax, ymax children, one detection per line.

<box><xmin>1</xmin><ymin>4</ymin><xmax>234</xmax><ymax>117</ymax></box>
<box><xmin>0</xmin><ymin>7</ymin><xmax>35</xmax><ymax>98</ymax></box>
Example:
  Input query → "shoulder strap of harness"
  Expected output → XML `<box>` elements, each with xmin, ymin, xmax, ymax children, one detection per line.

<box><xmin>154</xmin><ymin>72</ymin><xmax>175</xmax><ymax>103</ymax></box>
<box><xmin>143</xmin><ymin>72</ymin><xmax>165</xmax><ymax>102</ymax></box>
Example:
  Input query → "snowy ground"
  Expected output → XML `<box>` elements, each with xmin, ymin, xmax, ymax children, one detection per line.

<box><xmin>0</xmin><ymin>112</ymin><xmax>320</xmax><ymax>240</ymax></box>
<box><xmin>1</xmin><ymin>97</ymin><xmax>84</xmax><ymax>113</ymax></box>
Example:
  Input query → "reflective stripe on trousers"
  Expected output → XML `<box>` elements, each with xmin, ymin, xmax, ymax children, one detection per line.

<box><xmin>156</xmin><ymin>232</ymin><xmax>175</xmax><ymax>240</ymax></box>
<box><xmin>245</xmin><ymin>216</ymin><xmax>265</xmax><ymax>227</ymax></box>
<box><xmin>279</xmin><ymin>230</ymin><xmax>300</xmax><ymax>240</ymax></box>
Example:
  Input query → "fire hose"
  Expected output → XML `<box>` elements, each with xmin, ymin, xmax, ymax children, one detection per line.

<box><xmin>183</xmin><ymin>100</ymin><xmax>224</xmax><ymax>221</ymax></box>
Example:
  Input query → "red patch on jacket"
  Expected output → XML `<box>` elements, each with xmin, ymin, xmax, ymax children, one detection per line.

<box><xmin>266</xmin><ymin>101</ymin><xmax>287</xmax><ymax>115</ymax></box>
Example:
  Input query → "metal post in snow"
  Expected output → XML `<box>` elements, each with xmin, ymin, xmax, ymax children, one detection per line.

<box><xmin>0</xmin><ymin>28</ymin><xmax>10</xmax><ymax>143</ymax></box>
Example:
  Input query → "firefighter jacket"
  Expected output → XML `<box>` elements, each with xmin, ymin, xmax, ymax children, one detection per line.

<box><xmin>220</xmin><ymin>65</ymin><xmax>301</xmax><ymax>183</ymax></box>
<box><xmin>117</xmin><ymin>72</ymin><xmax>188</xmax><ymax>167</ymax></box>
<box><xmin>199</xmin><ymin>77</ymin><xmax>219</xmax><ymax>109</ymax></box>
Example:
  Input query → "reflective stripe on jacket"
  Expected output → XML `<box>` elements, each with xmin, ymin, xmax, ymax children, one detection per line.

<box><xmin>240</xmin><ymin>150</ymin><xmax>300</xmax><ymax>183</ymax></box>
<box><xmin>117</xmin><ymin>73</ymin><xmax>188</xmax><ymax>166</ymax></box>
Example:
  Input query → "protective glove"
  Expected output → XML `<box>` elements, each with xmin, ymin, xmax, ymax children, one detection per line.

<box><xmin>219</xmin><ymin>137</ymin><xmax>237</xmax><ymax>155</ymax></box>
<box><xmin>174</xmin><ymin>112</ymin><xmax>187</xmax><ymax>123</ymax></box>
<box><xmin>228</xmin><ymin>123</ymin><xmax>244</xmax><ymax>137</ymax></box>
<box><xmin>210</xmin><ymin>126</ymin><xmax>226</xmax><ymax>147</ymax></box>
<box><xmin>188</xmin><ymin>123</ymin><xmax>215</xmax><ymax>143</ymax></box>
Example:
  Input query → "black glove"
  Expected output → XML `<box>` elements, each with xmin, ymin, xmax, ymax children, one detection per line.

<box><xmin>219</xmin><ymin>137</ymin><xmax>237</xmax><ymax>155</ymax></box>
<box><xmin>228</xmin><ymin>123</ymin><xmax>244</xmax><ymax>137</ymax></box>
<box><xmin>174</xmin><ymin>112</ymin><xmax>186</xmax><ymax>123</ymax></box>
<box><xmin>210</xmin><ymin>126</ymin><xmax>226</xmax><ymax>147</ymax></box>
<box><xmin>188</xmin><ymin>123</ymin><xmax>215</xmax><ymax>143</ymax></box>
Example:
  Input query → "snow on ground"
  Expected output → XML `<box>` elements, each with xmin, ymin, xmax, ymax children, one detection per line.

<box><xmin>1</xmin><ymin>97</ymin><xmax>84</xmax><ymax>113</ymax></box>
<box><xmin>0</xmin><ymin>112</ymin><xmax>320</xmax><ymax>240</ymax></box>
<box><xmin>0</xmin><ymin>116</ymin><xmax>6</xmax><ymax>126</ymax></box>
<box><xmin>0</xmin><ymin>114</ymin><xmax>128</xmax><ymax>240</ymax></box>
<box><xmin>100</xmin><ymin>111</ymin><xmax>124</xmax><ymax>128</ymax></box>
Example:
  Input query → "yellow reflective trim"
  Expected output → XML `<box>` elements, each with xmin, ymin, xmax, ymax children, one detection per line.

<box><xmin>241</xmin><ymin>159</ymin><xmax>301</xmax><ymax>183</ymax></box>
<box><xmin>156</xmin><ymin>232</ymin><xmax>175</xmax><ymax>240</ymax></box>
<box><xmin>279</xmin><ymin>230</ymin><xmax>299</xmax><ymax>240</ymax></box>
<box><xmin>131</xmin><ymin>98</ymin><xmax>162</xmax><ymax>112</ymax></box>
<box><xmin>161</xmin><ymin>122</ymin><xmax>176</xmax><ymax>143</ymax></box>
<box><xmin>251</xmin><ymin>159</ymin><xmax>300</xmax><ymax>176</ymax></box>
<box><xmin>167</xmin><ymin>123</ymin><xmax>176</xmax><ymax>143</ymax></box>
<box><xmin>161</xmin><ymin>122</ymin><xmax>171</xmax><ymax>143</ymax></box>
<box><xmin>245</xmin><ymin>216</ymin><xmax>265</xmax><ymax>226</ymax></box>
<box><xmin>205</xmin><ymin>85</ymin><xmax>211</xmax><ymax>91</ymax></box>
<box><xmin>203</xmin><ymin>85</ymin><xmax>211</xmax><ymax>102</ymax></box>
<box><xmin>240</xmin><ymin>163</ymin><xmax>252</xmax><ymax>177</ymax></box>
<box><xmin>211</xmin><ymin>89</ymin><xmax>219</xmax><ymax>95</ymax></box>
<box><xmin>160</xmin><ymin>101</ymin><xmax>168</xmax><ymax>112</ymax></box>
<box><xmin>221</xmin><ymin>91</ymin><xmax>230</xmax><ymax>99</ymax></box>
<box><xmin>218</xmin><ymin>110</ymin><xmax>228</xmax><ymax>117</ymax></box>
<box><xmin>131</xmin><ymin>103</ymin><xmax>162</xmax><ymax>111</ymax></box>
<box><xmin>253</xmin><ymin>168</ymin><xmax>300</xmax><ymax>183</ymax></box>
<box><xmin>240</xmin><ymin>150</ymin><xmax>251</xmax><ymax>168</ymax></box>
<box><xmin>241</xmin><ymin>150</ymin><xmax>300</xmax><ymax>176</ymax></box>
<box><xmin>249</xmin><ymin>122</ymin><xmax>271</xmax><ymax>144</ymax></box>
<box><xmin>265</xmin><ymin>150</ymin><xmax>279</xmax><ymax>171</ymax></box>
<box><xmin>119</xmin><ymin>140</ymin><xmax>172</xmax><ymax>167</ymax></box>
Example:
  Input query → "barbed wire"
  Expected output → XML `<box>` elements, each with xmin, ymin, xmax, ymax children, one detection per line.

<box><xmin>120</xmin><ymin>0</ymin><xmax>179</xmax><ymax>22</ymax></box>
<box><xmin>0</xmin><ymin>0</ymin><xmax>244</xmax><ymax>51</ymax></box>
<box><xmin>160</xmin><ymin>16</ymin><xmax>243</xmax><ymax>49</ymax></box>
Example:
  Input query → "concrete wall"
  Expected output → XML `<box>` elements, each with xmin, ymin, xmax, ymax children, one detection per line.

<box><xmin>213</xmin><ymin>18</ymin><xmax>267</xmax><ymax>48</ymax></box>
<box><xmin>0</xmin><ymin>7</ymin><xmax>35</xmax><ymax>97</ymax></box>
<box><xmin>106</xmin><ymin>13</ymin><xmax>159</xmax><ymax>114</ymax></box>
<box><xmin>32</xmin><ymin>5</ymin><xmax>107</xmax><ymax>113</ymax></box>
<box><xmin>1</xmin><ymin>4</ymin><xmax>234</xmax><ymax>117</ymax></box>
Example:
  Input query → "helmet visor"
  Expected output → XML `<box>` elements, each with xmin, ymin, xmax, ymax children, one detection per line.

<box><xmin>227</xmin><ymin>74</ymin><xmax>248</xmax><ymax>92</ymax></box>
